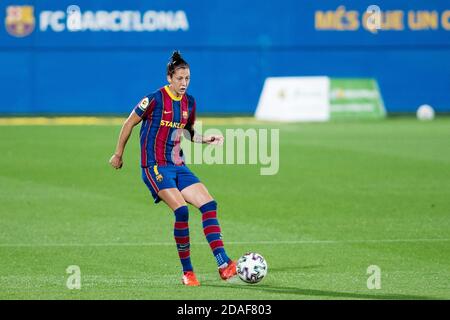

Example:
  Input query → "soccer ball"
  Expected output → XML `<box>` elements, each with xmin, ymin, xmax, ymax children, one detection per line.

<box><xmin>236</xmin><ymin>252</ymin><xmax>268</xmax><ymax>284</ymax></box>
<box><xmin>416</xmin><ymin>104</ymin><xmax>435</xmax><ymax>121</ymax></box>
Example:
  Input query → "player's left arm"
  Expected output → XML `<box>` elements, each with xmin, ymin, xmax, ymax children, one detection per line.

<box><xmin>183</xmin><ymin>97</ymin><xmax>223</xmax><ymax>145</ymax></box>
<box><xmin>199</xmin><ymin>134</ymin><xmax>224</xmax><ymax>145</ymax></box>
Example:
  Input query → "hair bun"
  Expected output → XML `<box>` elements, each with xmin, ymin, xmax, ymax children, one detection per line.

<box><xmin>171</xmin><ymin>50</ymin><xmax>182</xmax><ymax>62</ymax></box>
<box><xmin>167</xmin><ymin>50</ymin><xmax>189</xmax><ymax>76</ymax></box>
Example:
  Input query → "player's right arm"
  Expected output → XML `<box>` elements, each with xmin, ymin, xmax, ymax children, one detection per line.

<box><xmin>109</xmin><ymin>95</ymin><xmax>153</xmax><ymax>169</ymax></box>
<box><xmin>109</xmin><ymin>111</ymin><xmax>142</xmax><ymax>169</ymax></box>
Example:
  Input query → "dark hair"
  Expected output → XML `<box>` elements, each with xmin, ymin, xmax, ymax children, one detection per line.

<box><xmin>167</xmin><ymin>50</ymin><xmax>189</xmax><ymax>77</ymax></box>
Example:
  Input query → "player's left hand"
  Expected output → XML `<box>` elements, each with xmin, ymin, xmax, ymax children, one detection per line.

<box><xmin>204</xmin><ymin>135</ymin><xmax>224</xmax><ymax>145</ymax></box>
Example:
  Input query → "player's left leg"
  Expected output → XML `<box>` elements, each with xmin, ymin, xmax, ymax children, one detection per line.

<box><xmin>180</xmin><ymin>182</ymin><xmax>237</xmax><ymax>280</ymax></box>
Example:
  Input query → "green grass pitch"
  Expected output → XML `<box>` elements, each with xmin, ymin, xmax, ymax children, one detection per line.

<box><xmin>0</xmin><ymin>117</ymin><xmax>449</xmax><ymax>300</ymax></box>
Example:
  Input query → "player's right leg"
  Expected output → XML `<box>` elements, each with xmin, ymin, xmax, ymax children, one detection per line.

<box><xmin>141</xmin><ymin>166</ymin><xmax>200</xmax><ymax>286</ymax></box>
<box><xmin>158</xmin><ymin>188</ymin><xmax>200</xmax><ymax>286</ymax></box>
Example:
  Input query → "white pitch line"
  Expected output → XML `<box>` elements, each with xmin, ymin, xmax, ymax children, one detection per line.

<box><xmin>0</xmin><ymin>239</ymin><xmax>449</xmax><ymax>247</ymax></box>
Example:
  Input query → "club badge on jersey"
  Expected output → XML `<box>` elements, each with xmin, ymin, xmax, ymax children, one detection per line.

<box><xmin>153</xmin><ymin>165</ymin><xmax>164</xmax><ymax>182</ymax></box>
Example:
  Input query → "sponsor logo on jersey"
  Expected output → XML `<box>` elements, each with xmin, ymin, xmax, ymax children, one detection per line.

<box><xmin>5</xmin><ymin>6</ymin><xmax>35</xmax><ymax>37</ymax></box>
<box><xmin>160</xmin><ymin>120</ymin><xmax>185</xmax><ymax>129</ymax></box>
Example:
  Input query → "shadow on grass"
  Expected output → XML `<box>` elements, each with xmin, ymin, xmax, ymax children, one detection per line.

<box><xmin>202</xmin><ymin>283</ymin><xmax>440</xmax><ymax>300</ymax></box>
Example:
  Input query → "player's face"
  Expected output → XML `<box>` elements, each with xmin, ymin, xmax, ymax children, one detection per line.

<box><xmin>168</xmin><ymin>67</ymin><xmax>190</xmax><ymax>97</ymax></box>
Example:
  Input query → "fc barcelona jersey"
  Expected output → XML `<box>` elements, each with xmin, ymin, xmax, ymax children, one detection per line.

<box><xmin>133</xmin><ymin>85</ymin><xmax>196</xmax><ymax>167</ymax></box>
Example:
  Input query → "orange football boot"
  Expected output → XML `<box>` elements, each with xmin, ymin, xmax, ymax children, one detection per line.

<box><xmin>219</xmin><ymin>260</ymin><xmax>237</xmax><ymax>280</ymax></box>
<box><xmin>182</xmin><ymin>271</ymin><xmax>200</xmax><ymax>286</ymax></box>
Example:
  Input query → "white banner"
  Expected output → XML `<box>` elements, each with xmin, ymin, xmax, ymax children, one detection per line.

<box><xmin>255</xmin><ymin>76</ymin><xmax>330</xmax><ymax>122</ymax></box>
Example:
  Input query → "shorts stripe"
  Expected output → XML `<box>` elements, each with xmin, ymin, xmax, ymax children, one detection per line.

<box><xmin>144</xmin><ymin>167</ymin><xmax>159</xmax><ymax>193</ymax></box>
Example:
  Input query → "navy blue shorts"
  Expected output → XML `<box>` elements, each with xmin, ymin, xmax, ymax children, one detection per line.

<box><xmin>141</xmin><ymin>165</ymin><xmax>201</xmax><ymax>203</ymax></box>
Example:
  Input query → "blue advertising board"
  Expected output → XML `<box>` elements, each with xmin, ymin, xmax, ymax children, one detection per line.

<box><xmin>0</xmin><ymin>0</ymin><xmax>449</xmax><ymax>114</ymax></box>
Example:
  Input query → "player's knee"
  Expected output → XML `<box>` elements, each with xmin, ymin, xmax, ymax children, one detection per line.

<box><xmin>174</xmin><ymin>205</ymin><xmax>189</xmax><ymax>221</ymax></box>
<box><xmin>199</xmin><ymin>200</ymin><xmax>217</xmax><ymax>212</ymax></box>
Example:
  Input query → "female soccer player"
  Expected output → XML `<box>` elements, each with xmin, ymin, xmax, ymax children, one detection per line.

<box><xmin>109</xmin><ymin>51</ymin><xmax>236</xmax><ymax>286</ymax></box>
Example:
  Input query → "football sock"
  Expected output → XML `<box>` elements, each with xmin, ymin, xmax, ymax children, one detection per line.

<box><xmin>173</xmin><ymin>206</ymin><xmax>193</xmax><ymax>273</ymax></box>
<box><xmin>199</xmin><ymin>200</ymin><xmax>230</xmax><ymax>268</ymax></box>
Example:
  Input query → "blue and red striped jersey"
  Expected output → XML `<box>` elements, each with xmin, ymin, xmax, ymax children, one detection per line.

<box><xmin>133</xmin><ymin>85</ymin><xmax>196</xmax><ymax>167</ymax></box>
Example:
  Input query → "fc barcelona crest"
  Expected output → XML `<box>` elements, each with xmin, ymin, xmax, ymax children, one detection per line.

<box><xmin>5</xmin><ymin>6</ymin><xmax>35</xmax><ymax>38</ymax></box>
<box><xmin>153</xmin><ymin>165</ymin><xmax>163</xmax><ymax>182</ymax></box>
<box><xmin>182</xmin><ymin>111</ymin><xmax>188</xmax><ymax>119</ymax></box>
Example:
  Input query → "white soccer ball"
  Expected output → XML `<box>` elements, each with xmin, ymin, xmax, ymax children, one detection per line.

<box><xmin>237</xmin><ymin>252</ymin><xmax>268</xmax><ymax>284</ymax></box>
<box><xmin>416</xmin><ymin>104</ymin><xmax>435</xmax><ymax>121</ymax></box>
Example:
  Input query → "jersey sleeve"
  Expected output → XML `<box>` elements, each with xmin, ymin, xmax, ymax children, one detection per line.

<box><xmin>133</xmin><ymin>93</ymin><xmax>155</xmax><ymax>118</ymax></box>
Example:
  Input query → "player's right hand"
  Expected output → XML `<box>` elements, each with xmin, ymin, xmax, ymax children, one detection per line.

<box><xmin>109</xmin><ymin>154</ymin><xmax>123</xmax><ymax>169</ymax></box>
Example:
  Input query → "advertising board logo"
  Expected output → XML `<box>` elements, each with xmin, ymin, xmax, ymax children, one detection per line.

<box><xmin>5</xmin><ymin>5</ymin><xmax>35</xmax><ymax>37</ymax></box>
